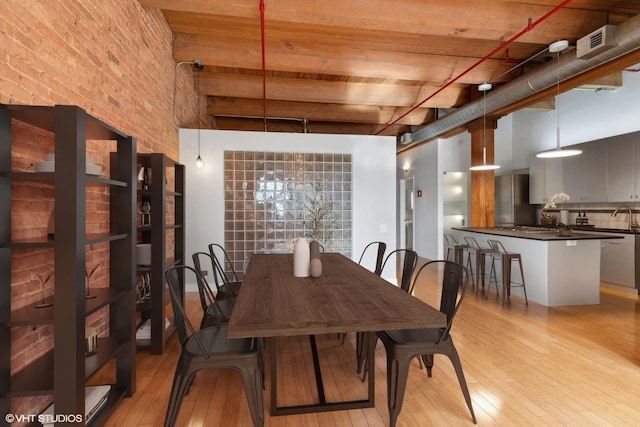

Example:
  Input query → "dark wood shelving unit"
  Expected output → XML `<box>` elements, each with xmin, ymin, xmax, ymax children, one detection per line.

<box><xmin>135</xmin><ymin>153</ymin><xmax>185</xmax><ymax>355</ymax></box>
<box><xmin>0</xmin><ymin>104</ymin><xmax>136</xmax><ymax>424</ymax></box>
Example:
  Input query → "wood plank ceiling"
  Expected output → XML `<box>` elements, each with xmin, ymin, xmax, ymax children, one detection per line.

<box><xmin>140</xmin><ymin>0</ymin><xmax>640</xmax><ymax>144</ymax></box>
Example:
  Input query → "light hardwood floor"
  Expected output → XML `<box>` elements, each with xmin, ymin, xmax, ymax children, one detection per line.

<box><xmin>100</xmin><ymin>261</ymin><xmax>640</xmax><ymax>426</ymax></box>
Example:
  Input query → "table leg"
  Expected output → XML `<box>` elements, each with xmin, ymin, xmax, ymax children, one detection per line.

<box><xmin>269</xmin><ymin>334</ymin><xmax>375</xmax><ymax>416</ymax></box>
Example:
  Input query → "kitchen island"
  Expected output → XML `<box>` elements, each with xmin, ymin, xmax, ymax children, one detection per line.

<box><xmin>452</xmin><ymin>227</ymin><xmax>622</xmax><ymax>306</ymax></box>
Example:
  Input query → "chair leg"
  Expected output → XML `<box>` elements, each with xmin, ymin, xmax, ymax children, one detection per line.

<box><xmin>236</xmin><ymin>360</ymin><xmax>265</xmax><ymax>427</ymax></box>
<box><xmin>164</xmin><ymin>358</ymin><xmax>196</xmax><ymax>427</ymax></box>
<box><xmin>518</xmin><ymin>258</ymin><xmax>528</xmax><ymax>305</ymax></box>
<box><xmin>385</xmin><ymin>352</ymin><xmax>414</xmax><ymax>427</ymax></box>
<box><xmin>442</xmin><ymin>344</ymin><xmax>477</xmax><ymax>424</ymax></box>
<box><xmin>487</xmin><ymin>257</ymin><xmax>500</xmax><ymax>299</ymax></box>
<box><xmin>465</xmin><ymin>251</ymin><xmax>475</xmax><ymax>289</ymax></box>
<box><xmin>360</xmin><ymin>332</ymin><xmax>377</xmax><ymax>382</ymax></box>
<box><xmin>421</xmin><ymin>354</ymin><xmax>434</xmax><ymax>377</ymax></box>
<box><xmin>502</xmin><ymin>256</ymin><xmax>510</xmax><ymax>304</ymax></box>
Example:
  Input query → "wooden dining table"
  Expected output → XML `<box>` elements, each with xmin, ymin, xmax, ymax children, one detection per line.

<box><xmin>228</xmin><ymin>252</ymin><xmax>446</xmax><ymax>416</ymax></box>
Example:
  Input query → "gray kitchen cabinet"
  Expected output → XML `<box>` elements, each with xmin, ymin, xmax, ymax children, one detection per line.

<box><xmin>601</xmin><ymin>233</ymin><xmax>635</xmax><ymax>288</ymax></box>
<box><xmin>583</xmin><ymin>140</ymin><xmax>607</xmax><ymax>202</ymax></box>
<box><xmin>563</xmin><ymin>140</ymin><xmax>606</xmax><ymax>202</ymax></box>
<box><xmin>562</xmin><ymin>146</ymin><xmax>583</xmax><ymax>201</ymax></box>
<box><xmin>529</xmin><ymin>155</ymin><xmax>564</xmax><ymax>204</ymax></box>
<box><xmin>606</xmin><ymin>133</ymin><xmax>636</xmax><ymax>202</ymax></box>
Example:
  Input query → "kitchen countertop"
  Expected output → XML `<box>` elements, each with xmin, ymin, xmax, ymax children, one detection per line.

<box><xmin>570</xmin><ymin>225</ymin><xmax>640</xmax><ymax>235</ymax></box>
<box><xmin>453</xmin><ymin>226</ymin><xmax>624</xmax><ymax>241</ymax></box>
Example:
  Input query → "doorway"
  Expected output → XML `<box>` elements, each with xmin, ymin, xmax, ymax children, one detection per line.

<box><xmin>442</xmin><ymin>171</ymin><xmax>468</xmax><ymax>234</ymax></box>
<box><xmin>400</xmin><ymin>177</ymin><xmax>414</xmax><ymax>250</ymax></box>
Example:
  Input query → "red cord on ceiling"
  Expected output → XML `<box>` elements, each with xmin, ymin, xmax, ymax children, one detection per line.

<box><xmin>375</xmin><ymin>0</ymin><xmax>575</xmax><ymax>135</ymax></box>
<box><xmin>260</xmin><ymin>0</ymin><xmax>267</xmax><ymax>132</ymax></box>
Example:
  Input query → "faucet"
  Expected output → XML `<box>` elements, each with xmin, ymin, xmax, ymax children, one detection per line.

<box><xmin>611</xmin><ymin>206</ymin><xmax>638</xmax><ymax>230</ymax></box>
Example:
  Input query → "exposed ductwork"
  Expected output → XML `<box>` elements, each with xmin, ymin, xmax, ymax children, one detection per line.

<box><xmin>399</xmin><ymin>13</ymin><xmax>640</xmax><ymax>153</ymax></box>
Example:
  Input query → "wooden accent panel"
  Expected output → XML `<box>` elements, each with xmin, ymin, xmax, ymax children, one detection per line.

<box><xmin>468</xmin><ymin>116</ymin><xmax>497</xmax><ymax>227</ymax></box>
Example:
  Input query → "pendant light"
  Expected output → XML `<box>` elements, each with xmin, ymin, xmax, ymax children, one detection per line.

<box><xmin>194</xmin><ymin>60</ymin><xmax>205</xmax><ymax>168</ymax></box>
<box><xmin>536</xmin><ymin>40</ymin><xmax>582</xmax><ymax>158</ymax></box>
<box><xmin>470</xmin><ymin>82</ymin><xmax>500</xmax><ymax>171</ymax></box>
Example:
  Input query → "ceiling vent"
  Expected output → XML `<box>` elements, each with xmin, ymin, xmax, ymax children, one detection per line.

<box><xmin>576</xmin><ymin>25</ymin><xmax>617</xmax><ymax>59</ymax></box>
<box><xmin>399</xmin><ymin>133</ymin><xmax>412</xmax><ymax>145</ymax></box>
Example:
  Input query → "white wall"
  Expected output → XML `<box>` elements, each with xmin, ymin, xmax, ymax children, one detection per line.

<box><xmin>179</xmin><ymin>129</ymin><xmax>397</xmax><ymax>286</ymax></box>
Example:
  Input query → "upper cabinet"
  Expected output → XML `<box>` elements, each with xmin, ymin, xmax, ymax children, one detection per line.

<box><xmin>562</xmin><ymin>140</ymin><xmax>606</xmax><ymax>203</ymax></box>
<box><xmin>530</xmin><ymin>131</ymin><xmax>640</xmax><ymax>205</ymax></box>
<box><xmin>529</xmin><ymin>156</ymin><xmax>564</xmax><ymax>204</ymax></box>
<box><xmin>606</xmin><ymin>132</ymin><xmax>639</xmax><ymax>202</ymax></box>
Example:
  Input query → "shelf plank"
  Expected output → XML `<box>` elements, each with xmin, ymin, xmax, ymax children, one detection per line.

<box><xmin>1</xmin><ymin>233</ymin><xmax>128</xmax><ymax>248</ymax></box>
<box><xmin>8</xmin><ymin>337</ymin><xmax>128</xmax><ymax>396</ymax></box>
<box><xmin>6</xmin><ymin>288</ymin><xmax>126</xmax><ymax>326</ymax></box>
<box><xmin>85</xmin><ymin>386</ymin><xmax>129</xmax><ymax>427</ymax></box>
<box><xmin>4</xmin><ymin>104</ymin><xmax>129</xmax><ymax>140</ymax></box>
<box><xmin>0</xmin><ymin>236</ymin><xmax>55</xmax><ymax>248</ymax></box>
<box><xmin>85</xmin><ymin>337</ymin><xmax>128</xmax><ymax>382</ymax></box>
<box><xmin>8</xmin><ymin>349</ymin><xmax>54</xmax><ymax>396</ymax></box>
<box><xmin>0</xmin><ymin>172</ymin><xmax>127</xmax><ymax>187</ymax></box>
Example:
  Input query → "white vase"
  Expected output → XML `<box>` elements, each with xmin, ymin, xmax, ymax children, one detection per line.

<box><xmin>560</xmin><ymin>209</ymin><xmax>569</xmax><ymax>225</ymax></box>
<box><xmin>293</xmin><ymin>238</ymin><xmax>310</xmax><ymax>277</ymax></box>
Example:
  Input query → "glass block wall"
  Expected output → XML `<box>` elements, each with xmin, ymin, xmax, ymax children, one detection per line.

<box><xmin>223</xmin><ymin>150</ymin><xmax>353</xmax><ymax>277</ymax></box>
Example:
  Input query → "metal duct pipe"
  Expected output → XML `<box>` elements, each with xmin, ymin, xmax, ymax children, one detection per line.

<box><xmin>402</xmin><ymin>13</ymin><xmax>640</xmax><ymax>152</ymax></box>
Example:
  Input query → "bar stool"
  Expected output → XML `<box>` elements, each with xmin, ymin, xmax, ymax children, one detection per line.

<box><xmin>444</xmin><ymin>234</ymin><xmax>468</xmax><ymax>265</ymax></box>
<box><xmin>486</xmin><ymin>239</ymin><xmax>528</xmax><ymax>305</ymax></box>
<box><xmin>463</xmin><ymin>236</ymin><xmax>493</xmax><ymax>291</ymax></box>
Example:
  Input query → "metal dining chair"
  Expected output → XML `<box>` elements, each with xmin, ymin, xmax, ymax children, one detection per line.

<box><xmin>358</xmin><ymin>248</ymin><xmax>419</xmax><ymax>380</ymax></box>
<box><xmin>358</xmin><ymin>241</ymin><xmax>387</xmax><ymax>275</ymax></box>
<box><xmin>208</xmin><ymin>243</ymin><xmax>242</xmax><ymax>295</ymax></box>
<box><xmin>163</xmin><ymin>265</ymin><xmax>264</xmax><ymax>427</ymax></box>
<box><xmin>191</xmin><ymin>252</ymin><xmax>235</xmax><ymax>329</ymax></box>
<box><xmin>376</xmin><ymin>260</ymin><xmax>476</xmax><ymax>426</ymax></box>
<box><xmin>340</xmin><ymin>241</ymin><xmax>388</xmax><ymax>345</ymax></box>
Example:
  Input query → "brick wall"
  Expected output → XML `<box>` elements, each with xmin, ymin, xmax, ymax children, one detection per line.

<box><xmin>1</xmin><ymin>0</ymin><xmax>201</xmax><ymax>419</ymax></box>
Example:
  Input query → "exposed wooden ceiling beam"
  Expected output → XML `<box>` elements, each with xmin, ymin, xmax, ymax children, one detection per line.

<box><xmin>173</xmin><ymin>31</ymin><xmax>530</xmax><ymax>85</ymax></box>
<box><xmin>208</xmin><ymin>97</ymin><xmax>436</xmax><ymax>126</ymax></box>
<box><xmin>141</xmin><ymin>0</ymin><xmax>609</xmax><ymax>42</ymax></box>
<box><xmin>199</xmin><ymin>72</ymin><xmax>467</xmax><ymax>107</ymax></box>
<box><xmin>214</xmin><ymin>116</ymin><xmax>408</xmax><ymax>136</ymax></box>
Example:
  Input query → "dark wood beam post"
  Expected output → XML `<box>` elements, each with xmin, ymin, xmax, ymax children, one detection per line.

<box><xmin>468</xmin><ymin>116</ymin><xmax>498</xmax><ymax>227</ymax></box>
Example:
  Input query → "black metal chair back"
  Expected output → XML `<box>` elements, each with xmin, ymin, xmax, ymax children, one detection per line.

<box><xmin>381</xmin><ymin>249</ymin><xmax>418</xmax><ymax>293</ymax></box>
<box><xmin>358</xmin><ymin>241</ymin><xmax>387</xmax><ymax>276</ymax></box>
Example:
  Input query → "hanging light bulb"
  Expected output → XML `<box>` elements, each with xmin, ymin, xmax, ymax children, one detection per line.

<box><xmin>194</xmin><ymin>60</ymin><xmax>205</xmax><ymax>168</ymax></box>
<box><xmin>536</xmin><ymin>40</ymin><xmax>582</xmax><ymax>158</ymax></box>
<box><xmin>470</xmin><ymin>82</ymin><xmax>500</xmax><ymax>171</ymax></box>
